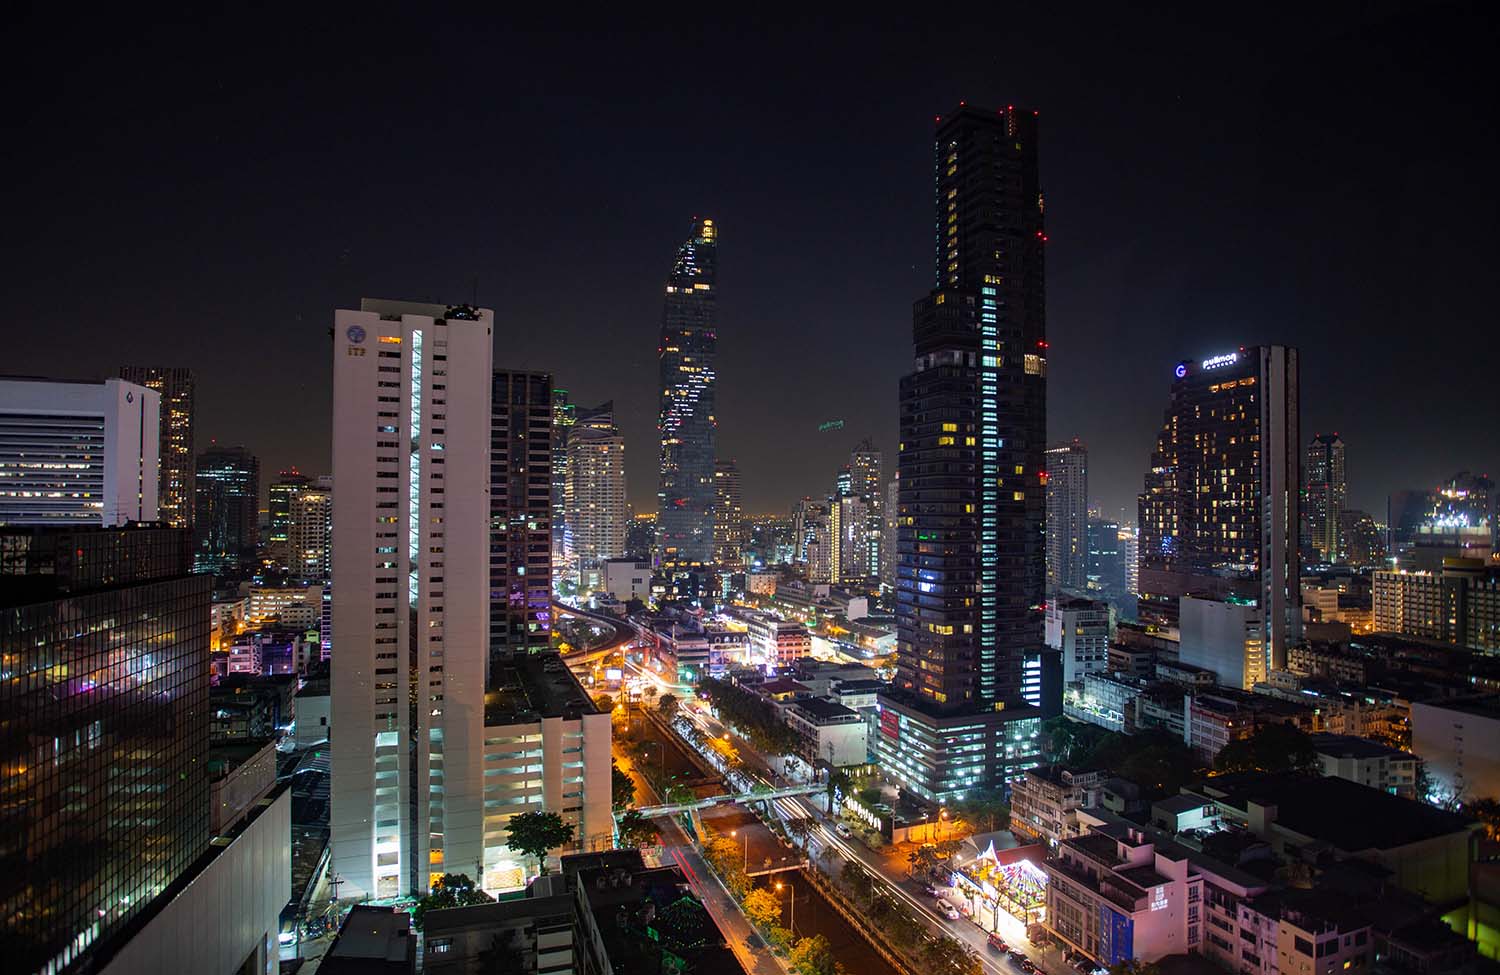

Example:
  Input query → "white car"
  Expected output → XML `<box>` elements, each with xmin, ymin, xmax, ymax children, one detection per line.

<box><xmin>834</xmin><ymin>822</ymin><xmax>853</xmax><ymax>838</ymax></box>
<box><xmin>935</xmin><ymin>899</ymin><xmax>960</xmax><ymax>921</ymax></box>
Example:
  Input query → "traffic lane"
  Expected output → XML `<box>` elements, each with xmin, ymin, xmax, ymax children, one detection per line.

<box><xmin>661</xmin><ymin>822</ymin><xmax>784</xmax><ymax>975</ymax></box>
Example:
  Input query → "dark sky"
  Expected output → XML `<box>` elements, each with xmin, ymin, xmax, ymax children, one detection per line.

<box><xmin>9</xmin><ymin>5</ymin><xmax>1497</xmax><ymax>521</ymax></box>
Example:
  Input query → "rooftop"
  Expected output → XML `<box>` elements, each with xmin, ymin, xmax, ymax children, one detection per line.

<box><xmin>759</xmin><ymin>678</ymin><xmax>811</xmax><ymax>696</ymax></box>
<box><xmin>788</xmin><ymin>697</ymin><xmax>860</xmax><ymax>722</ymax></box>
<box><xmin>485</xmin><ymin>652</ymin><xmax>598</xmax><ymax>725</ymax></box>
<box><xmin>1200</xmin><ymin>773</ymin><xmax>1477</xmax><ymax>850</ymax></box>
<box><xmin>1413</xmin><ymin>694</ymin><xmax>1500</xmax><ymax>720</ymax></box>
<box><xmin>321</xmin><ymin>905</ymin><xmax>414</xmax><ymax>974</ymax></box>
<box><xmin>1309</xmin><ymin>733</ymin><xmax>1411</xmax><ymax>761</ymax></box>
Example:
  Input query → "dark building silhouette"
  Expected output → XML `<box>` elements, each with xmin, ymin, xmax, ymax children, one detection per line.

<box><xmin>655</xmin><ymin>218</ymin><xmax>718</xmax><ymax>567</ymax></box>
<box><xmin>193</xmin><ymin>444</ymin><xmax>259</xmax><ymax>577</ymax></box>
<box><xmin>491</xmin><ymin>369</ymin><xmax>554</xmax><ymax>662</ymax></box>
<box><xmin>119</xmin><ymin>366</ymin><xmax>196</xmax><ymax>529</ymax></box>
<box><xmin>879</xmin><ymin>105</ymin><xmax>1048</xmax><ymax>802</ymax></box>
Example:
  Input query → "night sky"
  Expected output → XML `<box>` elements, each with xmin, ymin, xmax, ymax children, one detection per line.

<box><xmin>10</xmin><ymin>5</ymin><xmax>1496</xmax><ymax>521</ymax></box>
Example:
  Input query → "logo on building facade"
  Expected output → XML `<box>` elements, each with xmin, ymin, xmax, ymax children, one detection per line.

<box><xmin>346</xmin><ymin>325</ymin><xmax>367</xmax><ymax>344</ymax></box>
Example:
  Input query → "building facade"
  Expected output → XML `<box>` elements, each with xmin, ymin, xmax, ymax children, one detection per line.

<box><xmin>1046</xmin><ymin>438</ymin><xmax>1089</xmax><ymax>595</ymax></box>
<box><xmin>491</xmin><ymin>369</ymin><xmax>554</xmax><ymax>660</ymax></box>
<box><xmin>564</xmin><ymin>401</ymin><xmax>628</xmax><ymax>586</ymax></box>
<box><xmin>713</xmin><ymin>459</ymin><xmax>744</xmax><ymax>566</ymax></box>
<box><xmin>550</xmin><ymin>387</ymin><xmax>576</xmax><ymax>584</ymax></box>
<box><xmin>1178</xmin><ymin>595</ymin><xmax>1267</xmax><ymax>690</ymax></box>
<box><xmin>0</xmin><ymin>525</ymin><xmax>210</xmax><ymax>975</ymax></box>
<box><xmin>880</xmin><ymin>104</ymin><xmax>1047</xmax><ymax>801</ymax></box>
<box><xmin>1373</xmin><ymin>559</ymin><xmax>1500</xmax><ymax>652</ymax></box>
<box><xmin>119</xmin><ymin>366</ymin><xmax>194</xmax><ymax>529</ymax></box>
<box><xmin>1044</xmin><ymin>595</ymin><xmax>1112</xmax><ymax>686</ymax></box>
<box><xmin>330</xmin><ymin>299</ymin><xmax>493</xmax><ymax>900</ymax></box>
<box><xmin>850</xmin><ymin>439</ymin><xmax>884</xmax><ymax>581</ymax></box>
<box><xmin>288</xmin><ymin>476</ymin><xmax>333</xmax><ymax>582</ymax></box>
<box><xmin>1138</xmin><ymin>345</ymin><xmax>1301</xmax><ymax>668</ymax></box>
<box><xmin>266</xmin><ymin>469</ymin><xmax>311</xmax><ymax>573</ymax></box>
<box><xmin>1410</xmin><ymin>696</ymin><xmax>1500</xmax><ymax>804</ymax></box>
<box><xmin>655</xmin><ymin>217</ymin><xmax>718</xmax><ymax>566</ymax></box>
<box><xmin>0</xmin><ymin>377</ymin><xmax>159</xmax><ymax>527</ymax></box>
<box><xmin>1305</xmin><ymin>434</ymin><xmax>1346</xmax><ymax>564</ymax></box>
<box><xmin>194</xmin><ymin>444</ymin><xmax>260</xmax><ymax>577</ymax></box>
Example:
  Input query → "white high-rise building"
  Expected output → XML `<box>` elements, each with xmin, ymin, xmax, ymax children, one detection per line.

<box><xmin>1045</xmin><ymin>438</ymin><xmax>1089</xmax><ymax>595</ymax></box>
<box><xmin>1179</xmin><ymin>595</ymin><xmax>1267</xmax><ymax>690</ymax></box>
<box><xmin>0</xmin><ymin>377</ymin><xmax>159</xmax><ymax>526</ymax></box>
<box><xmin>1044</xmin><ymin>594</ymin><xmax>1113</xmax><ymax>686</ymax></box>
<box><xmin>331</xmin><ymin>299</ymin><xmax>494</xmax><ymax>901</ymax></box>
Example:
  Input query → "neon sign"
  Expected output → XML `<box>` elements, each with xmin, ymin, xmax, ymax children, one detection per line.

<box><xmin>1201</xmin><ymin>353</ymin><xmax>1238</xmax><ymax>370</ymax></box>
<box><xmin>1174</xmin><ymin>363</ymin><xmax>1188</xmax><ymax>379</ymax></box>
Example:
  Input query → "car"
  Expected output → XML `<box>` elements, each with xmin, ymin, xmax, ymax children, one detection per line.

<box><xmin>923</xmin><ymin>883</ymin><xmax>942</xmax><ymax>897</ymax></box>
<box><xmin>987</xmin><ymin>934</ymin><xmax>1009</xmax><ymax>953</ymax></box>
<box><xmin>937</xmin><ymin>903</ymin><xmax>960</xmax><ymax>921</ymax></box>
<box><xmin>834</xmin><ymin>822</ymin><xmax>852</xmax><ymax>838</ymax></box>
<box><xmin>1019</xmin><ymin>961</ymin><xmax>1038</xmax><ymax>974</ymax></box>
<box><xmin>1007</xmin><ymin>949</ymin><xmax>1028</xmax><ymax>966</ymax></box>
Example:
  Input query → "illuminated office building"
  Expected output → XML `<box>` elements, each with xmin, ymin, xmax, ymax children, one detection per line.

<box><xmin>1138</xmin><ymin>345</ymin><xmax>1301</xmax><ymax>668</ymax></box>
<box><xmin>1045</xmin><ymin>438</ymin><xmax>1089</xmax><ymax>595</ymax></box>
<box><xmin>565</xmin><ymin>401</ymin><xmax>628</xmax><ymax>586</ymax></box>
<box><xmin>119</xmin><ymin>366</ymin><xmax>195</xmax><ymax>528</ymax></box>
<box><xmin>656</xmin><ymin>217</ymin><xmax>718</xmax><ymax>566</ymax></box>
<box><xmin>267</xmin><ymin>468</ymin><xmax>311</xmax><ymax>572</ymax></box>
<box><xmin>193</xmin><ymin>444</ymin><xmax>259</xmax><ymax>577</ymax></box>
<box><xmin>0</xmin><ymin>524</ymin><xmax>210</xmax><ymax>975</ymax></box>
<box><xmin>550</xmin><ymin>388</ymin><xmax>576</xmax><ymax>583</ymax></box>
<box><xmin>850</xmin><ymin>439</ymin><xmax>884</xmax><ymax>580</ymax></box>
<box><xmin>0</xmin><ymin>377</ymin><xmax>159</xmax><ymax>527</ymax></box>
<box><xmin>330</xmin><ymin>299</ymin><xmax>493</xmax><ymax>900</ymax></box>
<box><xmin>288</xmin><ymin>475</ymin><xmax>333</xmax><ymax>583</ymax></box>
<box><xmin>713</xmin><ymin>459</ymin><xmax>744</xmax><ymax>566</ymax></box>
<box><xmin>879</xmin><ymin>104</ymin><xmax>1048</xmax><ymax>803</ymax></box>
<box><xmin>1305</xmin><ymin>433</ymin><xmax>1346</xmax><ymax>563</ymax></box>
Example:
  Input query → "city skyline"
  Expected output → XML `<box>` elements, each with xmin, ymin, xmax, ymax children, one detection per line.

<box><xmin>10</xmin><ymin>9</ymin><xmax>1496</xmax><ymax>521</ymax></box>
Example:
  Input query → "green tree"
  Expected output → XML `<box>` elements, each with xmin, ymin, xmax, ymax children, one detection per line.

<box><xmin>1215</xmin><ymin>722</ymin><xmax>1318</xmax><ymax>774</ymax></box>
<box><xmin>612</xmin><ymin>761</ymin><xmax>636</xmax><ymax>810</ymax></box>
<box><xmin>1109</xmin><ymin>960</ymin><xmax>1163</xmax><ymax>975</ymax></box>
<box><xmin>768</xmin><ymin>925</ymin><xmax>794</xmax><ymax>953</ymax></box>
<box><xmin>789</xmin><ymin>933</ymin><xmax>837</xmax><ymax>975</ymax></box>
<box><xmin>1467</xmin><ymin>797</ymin><xmax>1500</xmax><ymax>839</ymax></box>
<box><xmin>786</xmin><ymin>816</ymin><xmax>814</xmax><ymax>850</ymax></box>
<box><xmin>411</xmin><ymin>872</ymin><xmax>494</xmax><ymax>930</ymax></box>
<box><xmin>951</xmin><ymin>788</ymin><xmax>1009</xmax><ymax>833</ymax></box>
<box><xmin>935</xmin><ymin>838</ymin><xmax>963</xmax><ymax>860</ymax></box>
<box><xmin>593</xmin><ymin>693</ymin><xmax>615</xmax><ymax>713</ymax></box>
<box><xmin>505</xmin><ymin>810</ymin><xmax>576</xmax><ymax>876</ymax></box>
<box><xmin>743</xmin><ymin>886</ymin><xmax>783</xmax><ymax>931</ymax></box>
<box><xmin>840</xmin><ymin>861</ymin><xmax>872</xmax><ymax>904</ymax></box>
<box><xmin>826</xmin><ymin>768</ymin><xmax>853</xmax><ymax>811</ymax></box>
<box><xmin>658</xmin><ymin>693</ymin><xmax>680</xmax><ymax>720</ymax></box>
<box><xmin>616</xmin><ymin>809</ymin><xmax>659</xmax><ymax>848</ymax></box>
<box><xmin>644</xmin><ymin>685</ymin><xmax>659</xmax><ymax>703</ymax></box>
<box><xmin>907</xmin><ymin>844</ymin><xmax>939</xmax><ymax>877</ymax></box>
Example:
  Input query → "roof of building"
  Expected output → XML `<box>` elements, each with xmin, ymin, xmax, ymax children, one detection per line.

<box><xmin>788</xmin><ymin>697</ymin><xmax>860</xmax><ymax>722</ymax></box>
<box><xmin>759</xmin><ymin>678</ymin><xmax>811</xmax><ymax>696</ymax></box>
<box><xmin>420</xmin><ymin>892</ymin><xmax>574</xmax><ymax>935</ymax></box>
<box><xmin>1309</xmin><ymin>733</ymin><xmax>1411</xmax><ymax>761</ymax></box>
<box><xmin>321</xmin><ymin>905</ymin><xmax>414</xmax><ymax>974</ymax></box>
<box><xmin>1413</xmin><ymin>695</ymin><xmax>1500</xmax><ymax>721</ymax></box>
<box><xmin>1199</xmin><ymin>773</ymin><xmax>1477</xmax><ymax>850</ymax></box>
<box><xmin>832</xmin><ymin>678</ymin><xmax>886</xmax><ymax>694</ymax></box>
<box><xmin>1154</xmin><ymin>793</ymin><xmax>1209</xmax><ymax>815</ymax></box>
<box><xmin>484</xmin><ymin>652</ymin><xmax>598</xmax><ymax>725</ymax></box>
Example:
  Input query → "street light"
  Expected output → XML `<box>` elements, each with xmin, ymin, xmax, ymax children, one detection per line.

<box><xmin>731</xmin><ymin>829</ymin><xmax>748</xmax><ymax>874</ymax></box>
<box><xmin>775</xmin><ymin>880</ymin><xmax>795</xmax><ymax>934</ymax></box>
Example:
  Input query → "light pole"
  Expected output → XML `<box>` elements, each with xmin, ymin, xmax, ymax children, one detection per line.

<box><xmin>732</xmin><ymin>829</ymin><xmax>748</xmax><ymax>874</ymax></box>
<box><xmin>776</xmin><ymin>880</ymin><xmax>795</xmax><ymax>935</ymax></box>
<box><xmin>939</xmin><ymin>806</ymin><xmax>949</xmax><ymax>842</ymax></box>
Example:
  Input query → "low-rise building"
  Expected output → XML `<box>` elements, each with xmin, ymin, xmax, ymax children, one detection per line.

<box><xmin>1374</xmin><ymin>559</ymin><xmax>1500</xmax><ymax>653</ymax></box>
<box><xmin>1310</xmin><ymin>733</ymin><xmax>1420</xmax><ymax>798</ymax></box>
<box><xmin>320</xmin><ymin>905</ymin><xmax>415</xmax><ymax>975</ymax></box>
<box><xmin>745</xmin><ymin>612</ymin><xmax>810</xmax><ymax>668</ymax></box>
<box><xmin>600</xmin><ymin>557</ymin><xmax>652</xmax><ymax>605</ymax></box>
<box><xmin>1410</xmin><ymin>695</ymin><xmax>1500</xmax><ymax>805</ymax></box>
<box><xmin>1045</xmin><ymin>596</ymin><xmax>1113</xmax><ymax>686</ymax></box>
<box><xmin>1234</xmin><ymin>890</ymin><xmax>1374</xmax><ymax>975</ymax></box>
<box><xmin>783</xmin><ymin>697</ymin><xmax>867</xmax><ymax>768</ymax></box>
<box><xmin>1187</xmin><ymin>689</ymin><xmax>1316</xmax><ymax>761</ymax></box>
<box><xmin>1066</xmin><ymin>672</ymin><xmax>1148</xmax><ymax>732</ymax></box>
<box><xmin>1010</xmin><ymin>766</ymin><xmax>1107</xmax><ymax>845</ymax></box>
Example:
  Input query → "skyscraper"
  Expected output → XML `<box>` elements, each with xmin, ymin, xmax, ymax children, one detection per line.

<box><xmin>119</xmin><ymin>366</ymin><xmax>195</xmax><ymax>528</ymax></box>
<box><xmin>1305</xmin><ymin>433</ymin><xmax>1346</xmax><ymax>564</ymax></box>
<box><xmin>565</xmin><ymin>401</ymin><xmax>629</xmax><ymax>587</ymax></box>
<box><xmin>550</xmin><ymin>387</ymin><xmax>576</xmax><ymax>586</ymax></box>
<box><xmin>193</xmin><ymin>444</ymin><xmax>259</xmax><ymax>576</ymax></box>
<box><xmin>879</xmin><ymin>104</ymin><xmax>1047</xmax><ymax>803</ymax></box>
<box><xmin>267</xmin><ymin>468</ymin><xmax>312</xmax><ymax>572</ymax></box>
<box><xmin>492</xmin><ymin>370</ymin><xmax>555</xmax><ymax>661</ymax></box>
<box><xmin>1044</xmin><ymin>438</ymin><xmax>1089</xmax><ymax>595</ymax></box>
<box><xmin>850</xmin><ymin>439</ymin><xmax>884</xmax><ymax>581</ymax></box>
<box><xmin>0</xmin><ymin>377</ymin><xmax>159</xmax><ymax>527</ymax></box>
<box><xmin>656</xmin><ymin>217</ymin><xmax>718</xmax><ymax>566</ymax></box>
<box><xmin>1138</xmin><ymin>345</ymin><xmax>1301</xmax><ymax>668</ymax></box>
<box><xmin>713</xmin><ymin>459</ymin><xmax>744</xmax><ymax>566</ymax></box>
<box><xmin>331</xmin><ymin>299</ymin><xmax>493</xmax><ymax>900</ymax></box>
<box><xmin>881</xmin><ymin>476</ymin><xmax>898</xmax><ymax>592</ymax></box>
<box><xmin>1</xmin><ymin>524</ymin><xmax>210</xmax><ymax>975</ymax></box>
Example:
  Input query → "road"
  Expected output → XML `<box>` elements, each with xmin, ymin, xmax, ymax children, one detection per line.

<box><xmin>666</xmin><ymin>693</ymin><xmax>1074</xmax><ymax>975</ymax></box>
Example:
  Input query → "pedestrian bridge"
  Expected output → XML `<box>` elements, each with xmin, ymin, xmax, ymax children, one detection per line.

<box><xmin>622</xmin><ymin>782</ymin><xmax>822</xmax><ymax>820</ymax></box>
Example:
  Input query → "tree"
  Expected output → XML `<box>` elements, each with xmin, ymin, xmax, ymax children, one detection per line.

<box><xmin>789</xmin><ymin>933</ymin><xmax>838</xmax><ymax>975</ymax></box>
<box><xmin>786</xmin><ymin>816</ymin><xmax>814</xmax><ymax>850</ymax></box>
<box><xmin>594</xmin><ymin>693</ymin><xmax>615</xmax><ymax>713</ymax></box>
<box><xmin>840</xmin><ymin>861</ymin><xmax>872</xmax><ymax>904</ymax></box>
<box><xmin>1109</xmin><ymin>961</ymin><xmax>1163</xmax><ymax>975</ymax></box>
<box><xmin>1215</xmin><ymin>722</ymin><xmax>1318</xmax><ymax>775</ymax></box>
<box><xmin>1467</xmin><ymin>797</ymin><xmax>1500</xmax><ymax>839</ymax></box>
<box><xmin>826</xmin><ymin>768</ymin><xmax>853</xmax><ymax>811</ymax></box>
<box><xmin>922</xmin><ymin>935</ymin><xmax>980</xmax><ymax>975</ymax></box>
<box><xmin>743</xmin><ymin>887</ymin><xmax>783</xmax><ymax>931</ymax></box>
<box><xmin>768</xmin><ymin>925</ymin><xmax>794</xmax><ymax>953</ymax></box>
<box><xmin>658</xmin><ymin>693</ymin><xmax>680</xmax><ymax>720</ymax></box>
<box><xmin>505</xmin><ymin>811</ymin><xmax>576</xmax><ymax>876</ymax></box>
<box><xmin>616</xmin><ymin>809</ymin><xmax>659</xmax><ymax>848</ymax></box>
<box><xmin>935</xmin><ymin>838</ymin><xmax>963</xmax><ymax>861</ymax></box>
<box><xmin>644</xmin><ymin>685</ymin><xmax>659</xmax><ymax>702</ymax></box>
<box><xmin>612</xmin><ymin>761</ymin><xmax>636</xmax><ymax>810</ymax></box>
<box><xmin>411</xmin><ymin>872</ymin><xmax>494</xmax><ymax>930</ymax></box>
<box><xmin>951</xmin><ymin>788</ymin><xmax>1009</xmax><ymax>833</ymax></box>
<box><xmin>907</xmin><ymin>844</ymin><xmax>939</xmax><ymax>877</ymax></box>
